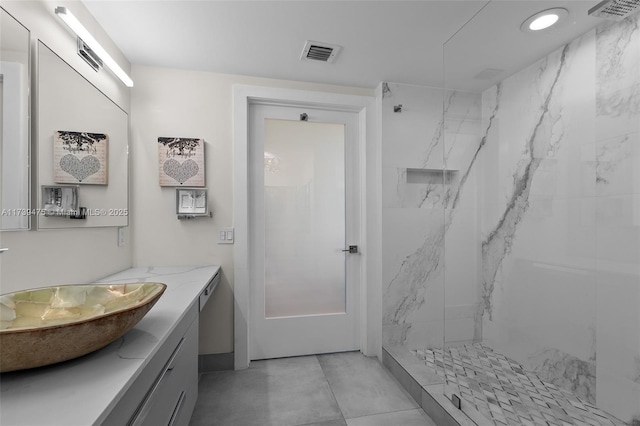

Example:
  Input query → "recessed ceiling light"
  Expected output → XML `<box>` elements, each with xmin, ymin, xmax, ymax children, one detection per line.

<box><xmin>521</xmin><ymin>8</ymin><xmax>568</xmax><ymax>32</ymax></box>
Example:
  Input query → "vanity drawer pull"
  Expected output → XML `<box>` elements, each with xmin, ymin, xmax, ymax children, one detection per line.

<box><xmin>167</xmin><ymin>338</ymin><xmax>185</xmax><ymax>371</ymax></box>
<box><xmin>167</xmin><ymin>391</ymin><xmax>186</xmax><ymax>426</ymax></box>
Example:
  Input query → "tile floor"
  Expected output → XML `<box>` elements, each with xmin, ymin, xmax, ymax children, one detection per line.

<box><xmin>414</xmin><ymin>343</ymin><xmax>626</xmax><ymax>426</ymax></box>
<box><xmin>190</xmin><ymin>351</ymin><xmax>437</xmax><ymax>426</ymax></box>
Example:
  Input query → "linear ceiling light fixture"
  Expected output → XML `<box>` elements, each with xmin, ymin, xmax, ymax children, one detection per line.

<box><xmin>55</xmin><ymin>6</ymin><xmax>133</xmax><ymax>87</ymax></box>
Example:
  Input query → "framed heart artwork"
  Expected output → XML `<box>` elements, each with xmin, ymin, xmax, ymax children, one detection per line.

<box><xmin>53</xmin><ymin>131</ymin><xmax>108</xmax><ymax>185</ymax></box>
<box><xmin>158</xmin><ymin>137</ymin><xmax>205</xmax><ymax>186</ymax></box>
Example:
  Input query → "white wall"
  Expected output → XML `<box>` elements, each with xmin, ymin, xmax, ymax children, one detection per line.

<box><xmin>1</xmin><ymin>0</ymin><xmax>133</xmax><ymax>293</ymax></box>
<box><xmin>130</xmin><ymin>64</ymin><xmax>373</xmax><ymax>354</ymax></box>
<box><xmin>0</xmin><ymin>0</ymin><xmax>375</xmax><ymax>358</ymax></box>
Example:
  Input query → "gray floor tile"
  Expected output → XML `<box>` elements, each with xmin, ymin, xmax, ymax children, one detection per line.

<box><xmin>345</xmin><ymin>409</ymin><xmax>437</xmax><ymax>426</ymax></box>
<box><xmin>299</xmin><ymin>420</ymin><xmax>348</xmax><ymax>426</ymax></box>
<box><xmin>191</xmin><ymin>355</ymin><xmax>342</xmax><ymax>426</ymax></box>
<box><xmin>317</xmin><ymin>352</ymin><xmax>419</xmax><ymax>419</ymax></box>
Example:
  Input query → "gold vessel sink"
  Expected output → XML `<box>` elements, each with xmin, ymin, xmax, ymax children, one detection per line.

<box><xmin>0</xmin><ymin>282</ymin><xmax>166</xmax><ymax>373</ymax></box>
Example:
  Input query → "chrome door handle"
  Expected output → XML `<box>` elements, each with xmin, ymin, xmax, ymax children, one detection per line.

<box><xmin>0</xmin><ymin>248</ymin><xmax>8</xmax><ymax>254</ymax></box>
<box><xmin>341</xmin><ymin>245</ymin><xmax>358</xmax><ymax>254</ymax></box>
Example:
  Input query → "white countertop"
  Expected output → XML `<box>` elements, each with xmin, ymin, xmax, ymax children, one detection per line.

<box><xmin>0</xmin><ymin>265</ymin><xmax>220</xmax><ymax>426</ymax></box>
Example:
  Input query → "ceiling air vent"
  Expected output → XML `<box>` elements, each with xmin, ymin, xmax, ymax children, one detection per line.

<box><xmin>301</xmin><ymin>40</ymin><xmax>342</xmax><ymax>64</ymax></box>
<box><xmin>474</xmin><ymin>68</ymin><xmax>504</xmax><ymax>80</ymax></box>
<box><xmin>588</xmin><ymin>0</ymin><xmax>640</xmax><ymax>20</ymax></box>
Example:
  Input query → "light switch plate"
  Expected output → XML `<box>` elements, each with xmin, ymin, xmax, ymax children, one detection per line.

<box><xmin>218</xmin><ymin>227</ymin><xmax>234</xmax><ymax>244</ymax></box>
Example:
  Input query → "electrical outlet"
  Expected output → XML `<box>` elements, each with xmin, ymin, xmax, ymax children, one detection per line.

<box><xmin>117</xmin><ymin>227</ymin><xmax>126</xmax><ymax>247</ymax></box>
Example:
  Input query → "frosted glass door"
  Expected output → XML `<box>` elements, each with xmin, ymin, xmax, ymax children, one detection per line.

<box><xmin>249</xmin><ymin>104</ymin><xmax>360</xmax><ymax>360</ymax></box>
<box><xmin>264</xmin><ymin>118</ymin><xmax>346</xmax><ymax>318</ymax></box>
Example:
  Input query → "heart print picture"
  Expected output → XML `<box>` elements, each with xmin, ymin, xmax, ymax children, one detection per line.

<box><xmin>54</xmin><ymin>131</ymin><xmax>108</xmax><ymax>185</ymax></box>
<box><xmin>158</xmin><ymin>137</ymin><xmax>205</xmax><ymax>186</ymax></box>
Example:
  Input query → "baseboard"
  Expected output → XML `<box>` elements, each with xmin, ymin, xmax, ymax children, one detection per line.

<box><xmin>199</xmin><ymin>352</ymin><xmax>234</xmax><ymax>373</ymax></box>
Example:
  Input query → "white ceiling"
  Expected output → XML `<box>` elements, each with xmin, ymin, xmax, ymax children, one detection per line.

<box><xmin>82</xmin><ymin>0</ymin><xmax>605</xmax><ymax>92</ymax></box>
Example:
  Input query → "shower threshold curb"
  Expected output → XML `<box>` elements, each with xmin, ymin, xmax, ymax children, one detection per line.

<box><xmin>383</xmin><ymin>346</ymin><xmax>491</xmax><ymax>426</ymax></box>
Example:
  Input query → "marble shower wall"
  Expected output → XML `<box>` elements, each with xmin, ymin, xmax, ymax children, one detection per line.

<box><xmin>476</xmin><ymin>14</ymin><xmax>640</xmax><ymax>423</ymax></box>
<box><xmin>381</xmin><ymin>82</ymin><xmax>483</xmax><ymax>350</ymax></box>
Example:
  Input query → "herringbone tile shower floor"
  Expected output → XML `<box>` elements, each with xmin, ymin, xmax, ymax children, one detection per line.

<box><xmin>414</xmin><ymin>344</ymin><xmax>626</xmax><ymax>426</ymax></box>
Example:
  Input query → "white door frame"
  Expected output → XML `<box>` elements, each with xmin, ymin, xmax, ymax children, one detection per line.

<box><xmin>233</xmin><ymin>85</ymin><xmax>381</xmax><ymax>369</ymax></box>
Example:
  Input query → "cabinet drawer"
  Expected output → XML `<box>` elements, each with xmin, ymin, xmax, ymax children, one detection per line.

<box><xmin>129</xmin><ymin>317</ymin><xmax>199</xmax><ymax>426</ymax></box>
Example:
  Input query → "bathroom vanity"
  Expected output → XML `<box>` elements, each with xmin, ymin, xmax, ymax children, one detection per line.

<box><xmin>0</xmin><ymin>265</ymin><xmax>220</xmax><ymax>426</ymax></box>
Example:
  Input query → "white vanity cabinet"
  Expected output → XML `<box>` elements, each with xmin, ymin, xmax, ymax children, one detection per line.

<box><xmin>0</xmin><ymin>266</ymin><xmax>220</xmax><ymax>426</ymax></box>
<box><xmin>103</xmin><ymin>305</ymin><xmax>199</xmax><ymax>426</ymax></box>
<box><xmin>102</xmin><ymin>267</ymin><xmax>220</xmax><ymax>426</ymax></box>
<box><xmin>133</xmin><ymin>317</ymin><xmax>198</xmax><ymax>426</ymax></box>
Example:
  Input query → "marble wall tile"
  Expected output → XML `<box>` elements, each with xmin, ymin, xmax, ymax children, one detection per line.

<box><xmin>595</xmin><ymin>191</ymin><xmax>640</xmax><ymax>423</ymax></box>
<box><xmin>482</xmin><ymin>248</ymin><xmax>597</xmax><ymax>365</ymax></box>
<box><xmin>382</xmin><ymin>167</ymin><xmax>447</xmax><ymax>209</ymax></box>
<box><xmin>527</xmin><ymin>347</ymin><xmax>597</xmax><ymax>404</ymax></box>
<box><xmin>442</xmin><ymin>304</ymin><xmax>478</xmax><ymax>345</ymax></box>
<box><xmin>381</xmin><ymin>82</ymin><xmax>483</xmax><ymax>350</ymax></box>
<box><xmin>443</xmin><ymin>202</ymin><xmax>481</xmax><ymax>342</ymax></box>
<box><xmin>595</xmin><ymin>15</ymin><xmax>640</xmax><ymax>140</ymax></box>
<box><xmin>596</xmin><ymin>132</ymin><xmax>640</xmax><ymax>196</ymax></box>
<box><xmin>383</xmin><ymin>15</ymin><xmax>639</xmax><ymax>422</ymax></box>
<box><xmin>383</xmin><ymin>320</ymin><xmax>445</xmax><ymax>351</ymax></box>
<box><xmin>474</xmin><ymin>13</ymin><xmax>639</xmax><ymax>424</ymax></box>
<box><xmin>596</xmin><ymin>270</ymin><xmax>640</xmax><ymax>422</ymax></box>
<box><xmin>381</xmin><ymin>208</ymin><xmax>439</xmax><ymax>287</ymax></box>
<box><xmin>443</xmin><ymin>90</ymin><xmax>482</xmax><ymax>172</ymax></box>
<box><xmin>596</xmin><ymin>195</ymin><xmax>640</xmax><ymax>265</ymax></box>
<box><xmin>381</xmin><ymin>82</ymin><xmax>444</xmax><ymax>170</ymax></box>
<box><xmin>479</xmin><ymin>29</ymin><xmax>596</xmax><ymax>317</ymax></box>
<box><xmin>440</xmin><ymin>89</ymin><xmax>485</xmax><ymax>344</ymax></box>
<box><xmin>594</xmin><ymin>31</ymin><xmax>640</xmax><ymax>402</ymax></box>
<box><xmin>377</xmin><ymin>76</ymin><xmax>440</xmax><ymax>347</ymax></box>
<box><xmin>382</xmin><ymin>221</ymin><xmax>445</xmax><ymax>349</ymax></box>
<box><xmin>475</xmin><ymin>22</ymin><xmax>602</xmax><ymax>411</ymax></box>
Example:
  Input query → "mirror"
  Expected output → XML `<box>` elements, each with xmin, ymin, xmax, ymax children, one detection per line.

<box><xmin>0</xmin><ymin>8</ymin><xmax>30</xmax><ymax>230</ymax></box>
<box><xmin>37</xmin><ymin>41</ymin><xmax>128</xmax><ymax>229</ymax></box>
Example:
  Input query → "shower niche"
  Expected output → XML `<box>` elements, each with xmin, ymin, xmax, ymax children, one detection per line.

<box><xmin>405</xmin><ymin>168</ymin><xmax>457</xmax><ymax>184</ymax></box>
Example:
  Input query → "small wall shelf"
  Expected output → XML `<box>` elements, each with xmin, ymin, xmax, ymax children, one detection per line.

<box><xmin>406</xmin><ymin>168</ymin><xmax>458</xmax><ymax>184</ymax></box>
<box><xmin>41</xmin><ymin>185</ymin><xmax>85</xmax><ymax>219</ymax></box>
<box><xmin>176</xmin><ymin>188</ymin><xmax>211</xmax><ymax>220</ymax></box>
<box><xmin>177</xmin><ymin>212</ymin><xmax>213</xmax><ymax>220</ymax></box>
